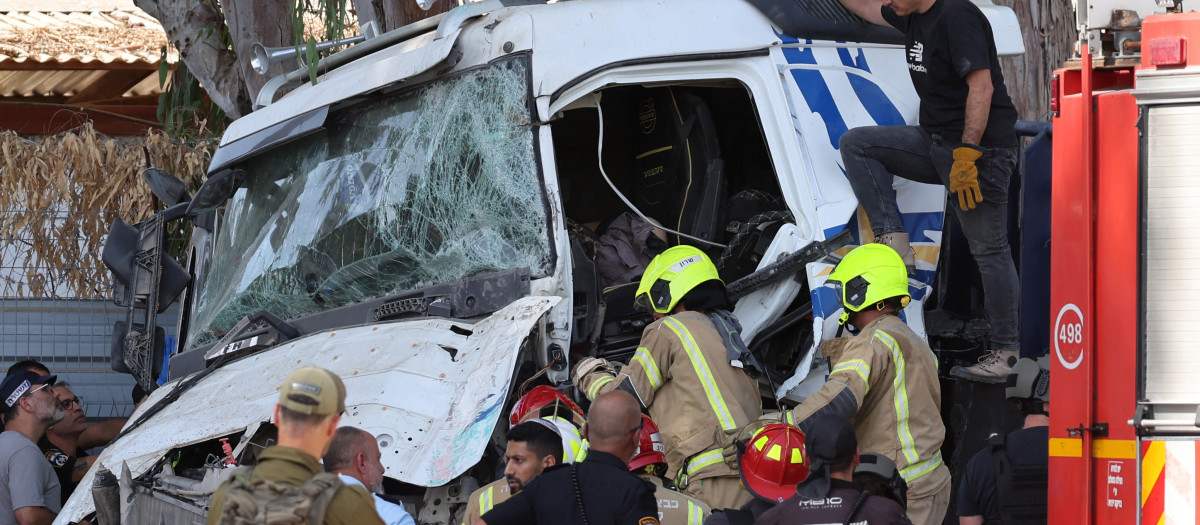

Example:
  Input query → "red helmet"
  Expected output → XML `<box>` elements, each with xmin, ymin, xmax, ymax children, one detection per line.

<box><xmin>509</xmin><ymin>386</ymin><xmax>586</xmax><ymax>428</ymax></box>
<box><xmin>738</xmin><ymin>423</ymin><xmax>809</xmax><ymax>503</ymax></box>
<box><xmin>628</xmin><ymin>414</ymin><xmax>666</xmax><ymax>472</ymax></box>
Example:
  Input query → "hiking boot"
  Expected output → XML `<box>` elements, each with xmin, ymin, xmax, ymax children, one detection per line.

<box><xmin>874</xmin><ymin>232</ymin><xmax>916</xmax><ymax>275</ymax></box>
<box><xmin>950</xmin><ymin>349</ymin><xmax>1019</xmax><ymax>384</ymax></box>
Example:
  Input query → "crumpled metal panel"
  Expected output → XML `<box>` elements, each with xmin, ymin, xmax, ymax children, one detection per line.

<box><xmin>55</xmin><ymin>295</ymin><xmax>559</xmax><ymax>524</ymax></box>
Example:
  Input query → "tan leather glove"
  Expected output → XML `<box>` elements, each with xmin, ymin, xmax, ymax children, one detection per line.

<box><xmin>720</xmin><ymin>411</ymin><xmax>792</xmax><ymax>469</ymax></box>
<box><xmin>571</xmin><ymin>357</ymin><xmax>616</xmax><ymax>386</ymax></box>
<box><xmin>948</xmin><ymin>144</ymin><xmax>985</xmax><ymax>211</ymax></box>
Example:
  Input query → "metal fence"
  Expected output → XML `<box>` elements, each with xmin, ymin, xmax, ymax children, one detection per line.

<box><xmin>0</xmin><ymin>209</ymin><xmax>184</xmax><ymax>422</ymax></box>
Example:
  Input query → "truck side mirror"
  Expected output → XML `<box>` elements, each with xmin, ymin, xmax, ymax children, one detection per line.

<box><xmin>142</xmin><ymin>168</ymin><xmax>191</xmax><ymax>207</ymax></box>
<box><xmin>186</xmin><ymin>168</ymin><xmax>245</xmax><ymax>216</ymax></box>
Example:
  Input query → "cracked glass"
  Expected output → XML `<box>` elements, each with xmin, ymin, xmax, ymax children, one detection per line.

<box><xmin>187</xmin><ymin>57</ymin><xmax>548</xmax><ymax>348</ymax></box>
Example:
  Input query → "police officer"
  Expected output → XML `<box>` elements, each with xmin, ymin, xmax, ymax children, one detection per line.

<box><xmin>957</xmin><ymin>357</ymin><xmax>1050</xmax><ymax>525</ymax></box>
<box><xmin>629</xmin><ymin>414</ymin><xmax>710</xmax><ymax>525</ymax></box>
<box><xmin>574</xmin><ymin>245</ymin><xmax>762</xmax><ymax>509</ymax></box>
<box><xmin>475</xmin><ymin>391</ymin><xmax>660</xmax><ymax>525</ymax></box>
<box><xmin>755</xmin><ymin>415</ymin><xmax>912</xmax><ymax>525</ymax></box>
<box><xmin>787</xmin><ymin>244</ymin><xmax>949</xmax><ymax>524</ymax></box>
<box><xmin>704</xmin><ymin>423</ymin><xmax>809</xmax><ymax>525</ymax></box>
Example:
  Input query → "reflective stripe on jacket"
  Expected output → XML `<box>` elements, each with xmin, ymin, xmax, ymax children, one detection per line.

<box><xmin>460</xmin><ymin>478</ymin><xmax>511</xmax><ymax>525</ymax></box>
<box><xmin>791</xmin><ymin>314</ymin><xmax>948</xmax><ymax>494</ymax></box>
<box><xmin>577</xmin><ymin>311</ymin><xmax>762</xmax><ymax>481</ymax></box>
<box><xmin>640</xmin><ymin>473</ymin><xmax>711</xmax><ymax>525</ymax></box>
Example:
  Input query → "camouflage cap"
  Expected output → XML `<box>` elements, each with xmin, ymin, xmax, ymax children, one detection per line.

<box><xmin>279</xmin><ymin>367</ymin><xmax>346</xmax><ymax>416</ymax></box>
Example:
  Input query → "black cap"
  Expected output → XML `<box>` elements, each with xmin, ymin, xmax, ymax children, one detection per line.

<box><xmin>795</xmin><ymin>414</ymin><xmax>857</xmax><ymax>499</ymax></box>
<box><xmin>2</xmin><ymin>371</ymin><xmax>57</xmax><ymax>409</ymax></box>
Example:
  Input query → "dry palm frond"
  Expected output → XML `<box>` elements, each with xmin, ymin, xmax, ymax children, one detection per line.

<box><xmin>0</xmin><ymin>125</ymin><xmax>212</xmax><ymax>298</ymax></box>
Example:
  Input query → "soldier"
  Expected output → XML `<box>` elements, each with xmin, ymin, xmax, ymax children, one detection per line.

<box><xmin>207</xmin><ymin>367</ymin><xmax>383</xmax><ymax>525</ymax></box>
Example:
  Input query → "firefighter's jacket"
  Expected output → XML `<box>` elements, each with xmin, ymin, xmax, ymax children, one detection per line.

<box><xmin>460</xmin><ymin>478</ymin><xmax>511</xmax><ymax>525</ymax></box>
<box><xmin>639</xmin><ymin>472</ymin><xmax>711</xmax><ymax>525</ymax></box>
<box><xmin>790</xmin><ymin>314</ymin><xmax>947</xmax><ymax>495</ymax></box>
<box><xmin>577</xmin><ymin>311</ymin><xmax>762</xmax><ymax>484</ymax></box>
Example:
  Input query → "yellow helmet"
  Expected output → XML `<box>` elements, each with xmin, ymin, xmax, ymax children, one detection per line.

<box><xmin>635</xmin><ymin>245</ymin><xmax>722</xmax><ymax>314</ymax></box>
<box><xmin>826</xmin><ymin>244</ymin><xmax>910</xmax><ymax>325</ymax></box>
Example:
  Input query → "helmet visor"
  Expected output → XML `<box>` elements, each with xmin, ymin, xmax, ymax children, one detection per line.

<box><xmin>633</xmin><ymin>292</ymin><xmax>655</xmax><ymax>314</ymax></box>
<box><xmin>823</xmin><ymin>279</ymin><xmax>844</xmax><ymax>306</ymax></box>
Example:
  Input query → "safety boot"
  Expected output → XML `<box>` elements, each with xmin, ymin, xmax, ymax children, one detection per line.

<box><xmin>950</xmin><ymin>349</ymin><xmax>1019</xmax><ymax>384</ymax></box>
<box><xmin>874</xmin><ymin>232</ymin><xmax>916</xmax><ymax>275</ymax></box>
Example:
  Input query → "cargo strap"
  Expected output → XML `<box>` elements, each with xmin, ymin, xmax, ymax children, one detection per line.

<box><xmin>674</xmin><ymin>449</ymin><xmax>724</xmax><ymax>489</ymax></box>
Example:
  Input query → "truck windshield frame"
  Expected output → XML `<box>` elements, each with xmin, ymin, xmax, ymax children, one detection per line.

<box><xmin>186</xmin><ymin>55</ymin><xmax>550</xmax><ymax>349</ymax></box>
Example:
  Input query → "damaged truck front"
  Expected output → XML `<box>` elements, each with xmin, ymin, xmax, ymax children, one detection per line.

<box><xmin>62</xmin><ymin>0</ymin><xmax>1024</xmax><ymax>523</ymax></box>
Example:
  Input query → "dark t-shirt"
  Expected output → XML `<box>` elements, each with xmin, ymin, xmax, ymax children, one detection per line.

<box><xmin>755</xmin><ymin>479</ymin><xmax>911</xmax><ymax>525</ymax></box>
<box><xmin>37</xmin><ymin>436</ymin><xmax>87</xmax><ymax>505</ymax></box>
<box><xmin>881</xmin><ymin>0</ymin><xmax>1018</xmax><ymax>147</ymax></box>
<box><xmin>482</xmin><ymin>451</ymin><xmax>660</xmax><ymax>525</ymax></box>
<box><xmin>957</xmin><ymin>425</ymin><xmax>1049</xmax><ymax>519</ymax></box>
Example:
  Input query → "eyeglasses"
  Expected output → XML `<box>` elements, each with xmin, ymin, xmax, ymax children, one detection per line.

<box><xmin>629</xmin><ymin>418</ymin><xmax>644</xmax><ymax>435</ymax></box>
<box><xmin>58</xmin><ymin>397</ymin><xmax>83</xmax><ymax>410</ymax></box>
<box><xmin>29</xmin><ymin>383</ymin><xmax>51</xmax><ymax>395</ymax></box>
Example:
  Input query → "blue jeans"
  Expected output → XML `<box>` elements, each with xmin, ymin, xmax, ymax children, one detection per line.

<box><xmin>839</xmin><ymin>125</ymin><xmax>1020</xmax><ymax>351</ymax></box>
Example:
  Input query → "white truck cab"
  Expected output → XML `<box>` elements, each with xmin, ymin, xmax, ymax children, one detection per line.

<box><xmin>64</xmin><ymin>1</ymin><xmax>1023</xmax><ymax>523</ymax></box>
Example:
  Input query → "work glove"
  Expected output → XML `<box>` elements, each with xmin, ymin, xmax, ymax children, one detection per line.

<box><xmin>948</xmin><ymin>144</ymin><xmax>985</xmax><ymax>211</ymax></box>
<box><xmin>719</xmin><ymin>411</ymin><xmax>793</xmax><ymax>469</ymax></box>
<box><xmin>572</xmin><ymin>356</ymin><xmax>616</xmax><ymax>386</ymax></box>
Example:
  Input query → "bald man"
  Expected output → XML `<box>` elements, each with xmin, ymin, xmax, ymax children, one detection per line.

<box><xmin>478</xmin><ymin>391</ymin><xmax>660</xmax><ymax>525</ymax></box>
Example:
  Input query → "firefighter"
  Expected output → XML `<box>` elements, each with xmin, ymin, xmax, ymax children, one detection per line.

<box><xmin>788</xmin><ymin>244</ymin><xmax>949</xmax><ymax>525</ymax></box>
<box><xmin>957</xmin><ymin>357</ymin><xmax>1049</xmax><ymax>525</ymax></box>
<box><xmin>755</xmin><ymin>415</ymin><xmax>912</xmax><ymax>525</ymax></box>
<box><xmin>573</xmin><ymin>245</ymin><xmax>763</xmax><ymax>509</ymax></box>
<box><xmin>833</xmin><ymin>0</ymin><xmax>1023</xmax><ymax>383</ymax></box>
<box><xmin>628</xmin><ymin>414</ymin><xmax>711</xmax><ymax>525</ymax></box>
<box><xmin>507</xmin><ymin>385</ymin><xmax>587</xmax><ymax>429</ymax></box>
<box><xmin>704</xmin><ymin>423</ymin><xmax>809</xmax><ymax>524</ymax></box>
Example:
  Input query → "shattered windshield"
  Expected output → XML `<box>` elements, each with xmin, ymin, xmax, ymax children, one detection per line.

<box><xmin>187</xmin><ymin>57</ymin><xmax>549</xmax><ymax>348</ymax></box>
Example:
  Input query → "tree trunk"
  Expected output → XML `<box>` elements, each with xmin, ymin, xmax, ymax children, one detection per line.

<box><xmin>995</xmin><ymin>0</ymin><xmax>1077</xmax><ymax>122</ymax></box>
<box><xmin>224</xmin><ymin>0</ymin><xmax>296</xmax><ymax>105</ymax></box>
<box><xmin>134</xmin><ymin>0</ymin><xmax>252</xmax><ymax>119</ymax></box>
<box><xmin>354</xmin><ymin>0</ymin><xmax>454</xmax><ymax>32</ymax></box>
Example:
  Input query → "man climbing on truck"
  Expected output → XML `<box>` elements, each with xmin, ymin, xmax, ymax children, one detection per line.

<box><xmin>836</xmin><ymin>0</ymin><xmax>1023</xmax><ymax>382</ymax></box>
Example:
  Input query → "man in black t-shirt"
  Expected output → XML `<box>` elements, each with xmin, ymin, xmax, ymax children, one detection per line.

<box><xmin>836</xmin><ymin>0</ymin><xmax>1023</xmax><ymax>384</ymax></box>
<box><xmin>958</xmin><ymin>357</ymin><xmax>1049</xmax><ymax>524</ymax></box>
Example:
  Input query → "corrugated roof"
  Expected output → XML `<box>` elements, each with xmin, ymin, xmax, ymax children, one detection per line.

<box><xmin>0</xmin><ymin>9</ymin><xmax>169</xmax><ymax>64</ymax></box>
<box><xmin>0</xmin><ymin>8</ymin><xmax>172</xmax><ymax>101</ymax></box>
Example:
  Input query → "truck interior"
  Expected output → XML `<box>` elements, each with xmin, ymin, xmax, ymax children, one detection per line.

<box><xmin>549</xmin><ymin>81</ymin><xmax>809</xmax><ymax>391</ymax></box>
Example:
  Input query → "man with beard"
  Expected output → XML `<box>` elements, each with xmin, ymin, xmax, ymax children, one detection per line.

<box><xmin>38</xmin><ymin>383</ymin><xmax>92</xmax><ymax>506</ymax></box>
<box><xmin>325</xmin><ymin>427</ymin><xmax>415</xmax><ymax>525</ymax></box>
<box><xmin>460</xmin><ymin>420</ymin><xmax>565</xmax><ymax>525</ymax></box>
<box><xmin>1</xmin><ymin>370</ymin><xmax>64</xmax><ymax>525</ymax></box>
<box><xmin>6</xmin><ymin>361</ymin><xmax>126</xmax><ymax>451</ymax></box>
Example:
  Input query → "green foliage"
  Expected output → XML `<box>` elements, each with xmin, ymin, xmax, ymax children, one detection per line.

<box><xmin>156</xmin><ymin>45</ymin><xmax>231</xmax><ymax>141</ymax></box>
<box><xmin>289</xmin><ymin>0</ymin><xmax>353</xmax><ymax>85</ymax></box>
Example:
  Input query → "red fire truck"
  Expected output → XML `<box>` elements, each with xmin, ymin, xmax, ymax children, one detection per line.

<box><xmin>1050</xmin><ymin>2</ymin><xmax>1200</xmax><ymax>522</ymax></box>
